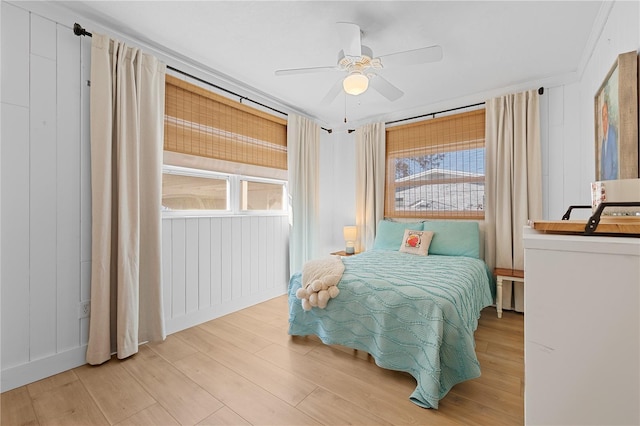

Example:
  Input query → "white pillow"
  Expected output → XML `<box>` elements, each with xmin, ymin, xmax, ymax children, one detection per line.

<box><xmin>399</xmin><ymin>229</ymin><xmax>434</xmax><ymax>256</ymax></box>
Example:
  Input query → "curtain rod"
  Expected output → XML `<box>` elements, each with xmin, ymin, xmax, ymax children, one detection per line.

<box><xmin>385</xmin><ymin>101</ymin><xmax>486</xmax><ymax>126</ymax></box>
<box><xmin>72</xmin><ymin>23</ymin><xmax>334</xmax><ymax>134</ymax></box>
<box><xmin>384</xmin><ymin>87</ymin><xmax>544</xmax><ymax>127</ymax></box>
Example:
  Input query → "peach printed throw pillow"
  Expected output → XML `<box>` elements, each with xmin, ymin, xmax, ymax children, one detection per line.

<box><xmin>399</xmin><ymin>229</ymin><xmax>434</xmax><ymax>256</ymax></box>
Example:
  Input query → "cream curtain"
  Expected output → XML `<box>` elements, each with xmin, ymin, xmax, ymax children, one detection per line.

<box><xmin>86</xmin><ymin>33</ymin><xmax>166</xmax><ymax>365</ymax></box>
<box><xmin>485</xmin><ymin>89</ymin><xmax>542</xmax><ymax>312</ymax></box>
<box><xmin>287</xmin><ymin>114</ymin><xmax>320</xmax><ymax>274</ymax></box>
<box><xmin>355</xmin><ymin>122</ymin><xmax>386</xmax><ymax>252</ymax></box>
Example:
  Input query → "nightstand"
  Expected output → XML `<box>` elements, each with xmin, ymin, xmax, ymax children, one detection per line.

<box><xmin>493</xmin><ymin>268</ymin><xmax>525</xmax><ymax>318</ymax></box>
<box><xmin>330</xmin><ymin>250</ymin><xmax>357</xmax><ymax>256</ymax></box>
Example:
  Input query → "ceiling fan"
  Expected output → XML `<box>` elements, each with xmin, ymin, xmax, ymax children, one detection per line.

<box><xmin>274</xmin><ymin>22</ymin><xmax>443</xmax><ymax>104</ymax></box>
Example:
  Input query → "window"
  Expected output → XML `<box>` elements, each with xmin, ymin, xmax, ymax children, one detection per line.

<box><xmin>162</xmin><ymin>165</ymin><xmax>287</xmax><ymax>216</ymax></box>
<box><xmin>385</xmin><ymin>109</ymin><xmax>485</xmax><ymax>219</ymax></box>
<box><xmin>162</xmin><ymin>166</ymin><xmax>229</xmax><ymax>213</ymax></box>
<box><xmin>162</xmin><ymin>74</ymin><xmax>288</xmax><ymax>216</ymax></box>
<box><xmin>240</xmin><ymin>179</ymin><xmax>286</xmax><ymax>211</ymax></box>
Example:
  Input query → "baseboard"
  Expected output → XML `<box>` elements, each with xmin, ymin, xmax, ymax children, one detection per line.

<box><xmin>1</xmin><ymin>346</ymin><xmax>88</xmax><ymax>392</ymax></box>
<box><xmin>165</xmin><ymin>288</ymin><xmax>287</xmax><ymax>334</ymax></box>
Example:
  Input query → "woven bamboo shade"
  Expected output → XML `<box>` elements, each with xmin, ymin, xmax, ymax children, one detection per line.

<box><xmin>386</xmin><ymin>109</ymin><xmax>485</xmax><ymax>155</ymax></box>
<box><xmin>164</xmin><ymin>75</ymin><xmax>287</xmax><ymax>169</ymax></box>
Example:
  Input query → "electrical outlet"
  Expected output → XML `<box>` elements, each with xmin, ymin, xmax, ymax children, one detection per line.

<box><xmin>78</xmin><ymin>301</ymin><xmax>91</xmax><ymax>319</ymax></box>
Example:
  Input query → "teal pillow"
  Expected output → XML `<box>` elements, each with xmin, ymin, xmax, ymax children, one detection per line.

<box><xmin>373</xmin><ymin>220</ymin><xmax>423</xmax><ymax>250</ymax></box>
<box><xmin>422</xmin><ymin>220</ymin><xmax>480</xmax><ymax>258</ymax></box>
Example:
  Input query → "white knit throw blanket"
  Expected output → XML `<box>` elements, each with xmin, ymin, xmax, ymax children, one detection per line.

<box><xmin>296</xmin><ymin>256</ymin><xmax>345</xmax><ymax>310</ymax></box>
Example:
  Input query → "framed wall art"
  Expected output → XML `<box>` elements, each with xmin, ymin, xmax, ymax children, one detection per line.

<box><xmin>594</xmin><ymin>50</ymin><xmax>638</xmax><ymax>181</ymax></box>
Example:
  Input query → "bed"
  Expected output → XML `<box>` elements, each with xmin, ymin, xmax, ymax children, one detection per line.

<box><xmin>287</xmin><ymin>220</ymin><xmax>494</xmax><ymax>409</ymax></box>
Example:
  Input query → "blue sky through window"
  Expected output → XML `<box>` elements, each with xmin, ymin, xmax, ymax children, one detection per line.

<box><xmin>441</xmin><ymin>148</ymin><xmax>485</xmax><ymax>174</ymax></box>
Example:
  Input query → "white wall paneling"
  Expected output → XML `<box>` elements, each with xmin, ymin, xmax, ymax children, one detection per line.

<box><xmin>0</xmin><ymin>104</ymin><xmax>30</xmax><ymax>369</ymax></box>
<box><xmin>256</xmin><ymin>216</ymin><xmax>268</xmax><ymax>291</ymax></box>
<box><xmin>545</xmin><ymin>86</ymin><xmax>567</xmax><ymax>219</ymax></box>
<box><xmin>185</xmin><ymin>218</ymin><xmax>199</xmax><ymax>313</ymax></box>
<box><xmin>56</xmin><ymin>23</ymin><xmax>82</xmax><ymax>353</ymax></box>
<box><xmin>1</xmin><ymin>1</ymin><xmax>31</xmax><ymax>373</ymax></box>
<box><xmin>1</xmin><ymin>4</ymin><xmax>89</xmax><ymax>391</ymax></box>
<box><xmin>240</xmin><ymin>216</ymin><xmax>251</xmax><ymax>297</ymax></box>
<box><xmin>538</xmin><ymin>87</ymin><xmax>550</xmax><ymax>220</ymax></box>
<box><xmin>30</xmin><ymin>13</ymin><xmax>56</xmax><ymax>59</ymax></box>
<box><xmin>161</xmin><ymin>219</ymin><xmax>173</xmax><ymax>320</ymax></box>
<box><xmin>560</xmin><ymin>84</ymin><xmax>582</xmax><ymax>209</ymax></box>
<box><xmin>221</xmin><ymin>218</ymin><xmax>233</xmax><ymax>301</ymax></box>
<box><xmin>162</xmin><ymin>215</ymin><xmax>289</xmax><ymax>335</ymax></box>
<box><xmin>29</xmin><ymin>50</ymin><xmax>58</xmax><ymax>361</ymax></box>
<box><xmin>1</xmin><ymin>2</ymin><xmax>29</xmax><ymax>107</ymax></box>
<box><xmin>249</xmin><ymin>216</ymin><xmax>260</xmax><ymax>294</ymax></box>
<box><xmin>231</xmin><ymin>217</ymin><xmax>242</xmax><ymax>299</ymax></box>
<box><xmin>197</xmin><ymin>217</ymin><xmax>211</xmax><ymax>308</ymax></box>
<box><xmin>540</xmin><ymin>82</ymin><xmax>587</xmax><ymax>220</ymax></box>
<box><xmin>79</xmin><ymin>35</ymin><xmax>92</xmax><ymax>346</ymax></box>
<box><xmin>264</xmin><ymin>218</ymin><xmax>274</xmax><ymax>290</ymax></box>
<box><xmin>210</xmin><ymin>217</ymin><xmax>223</xmax><ymax>305</ymax></box>
<box><xmin>170</xmin><ymin>219</ymin><xmax>187</xmax><ymax>318</ymax></box>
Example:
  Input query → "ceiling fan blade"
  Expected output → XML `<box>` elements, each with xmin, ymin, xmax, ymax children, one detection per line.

<box><xmin>321</xmin><ymin>78</ymin><xmax>344</xmax><ymax>105</ymax></box>
<box><xmin>336</xmin><ymin>22</ymin><xmax>361</xmax><ymax>58</ymax></box>
<box><xmin>378</xmin><ymin>45</ymin><xmax>443</xmax><ymax>68</ymax></box>
<box><xmin>369</xmin><ymin>74</ymin><xmax>404</xmax><ymax>101</ymax></box>
<box><xmin>275</xmin><ymin>66</ymin><xmax>339</xmax><ymax>76</ymax></box>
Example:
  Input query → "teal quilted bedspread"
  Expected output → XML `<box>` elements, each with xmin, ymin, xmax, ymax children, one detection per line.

<box><xmin>288</xmin><ymin>250</ymin><xmax>494</xmax><ymax>409</ymax></box>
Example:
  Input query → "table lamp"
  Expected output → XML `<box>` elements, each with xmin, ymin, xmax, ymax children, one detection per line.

<box><xmin>343</xmin><ymin>225</ymin><xmax>357</xmax><ymax>254</ymax></box>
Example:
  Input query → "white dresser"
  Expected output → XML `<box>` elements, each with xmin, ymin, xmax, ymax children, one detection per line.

<box><xmin>523</xmin><ymin>226</ymin><xmax>640</xmax><ymax>425</ymax></box>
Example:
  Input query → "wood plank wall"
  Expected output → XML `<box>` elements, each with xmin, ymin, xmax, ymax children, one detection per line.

<box><xmin>162</xmin><ymin>216</ymin><xmax>289</xmax><ymax>334</ymax></box>
<box><xmin>1</xmin><ymin>3</ymin><xmax>89</xmax><ymax>384</ymax></box>
<box><xmin>0</xmin><ymin>3</ymin><xmax>289</xmax><ymax>392</ymax></box>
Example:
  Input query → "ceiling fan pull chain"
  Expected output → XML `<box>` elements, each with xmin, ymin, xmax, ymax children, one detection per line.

<box><xmin>344</xmin><ymin>93</ymin><xmax>347</xmax><ymax>123</ymax></box>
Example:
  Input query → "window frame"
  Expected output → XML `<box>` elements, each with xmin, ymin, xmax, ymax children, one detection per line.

<box><xmin>161</xmin><ymin>164</ymin><xmax>288</xmax><ymax>219</ymax></box>
<box><xmin>162</xmin><ymin>165</ymin><xmax>232</xmax><ymax>217</ymax></box>
<box><xmin>238</xmin><ymin>175</ymin><xmax>288</xmax><ymax>214</ymax></box>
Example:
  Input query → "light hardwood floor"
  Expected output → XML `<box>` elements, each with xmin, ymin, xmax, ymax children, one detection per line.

<box><xmin>1</xmin><ymin>295</ymin><xmax>524</xmax><ymax>425</ymax></box>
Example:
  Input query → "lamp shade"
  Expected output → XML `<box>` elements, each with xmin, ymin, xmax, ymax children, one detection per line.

<box><xmin>343</xmin><ymin>226</ymin><xmax>357</xmax><ymax>242</ymax></box>
<box><xmin>342</xmin><ymin>72</ymin><xmax>369</xmax><ymax>95</ymax></box>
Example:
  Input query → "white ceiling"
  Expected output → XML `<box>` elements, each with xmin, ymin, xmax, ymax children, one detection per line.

<box><xmin>58</xmin><ymin>1</ymin><xmax>604</xmax><ymax>130</ymax></box>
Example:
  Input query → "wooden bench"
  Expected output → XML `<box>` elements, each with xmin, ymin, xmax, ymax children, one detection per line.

<box><xmin>493</xmin><ymin>268</ymin><xmax>525</xmax><ymax>318</ymax></box>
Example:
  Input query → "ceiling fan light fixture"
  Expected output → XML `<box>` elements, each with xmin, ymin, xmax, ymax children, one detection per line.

<box><xmin>342</xmin><ymin>72</ymin><xmax>369</xmax><ymax>95</ymax></box>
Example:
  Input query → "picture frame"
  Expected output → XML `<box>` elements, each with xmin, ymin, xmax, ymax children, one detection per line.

<box><xmin>594</xmin><ymin>50</ymin><xmax>639</xmax><ymax>181</ymax></box>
